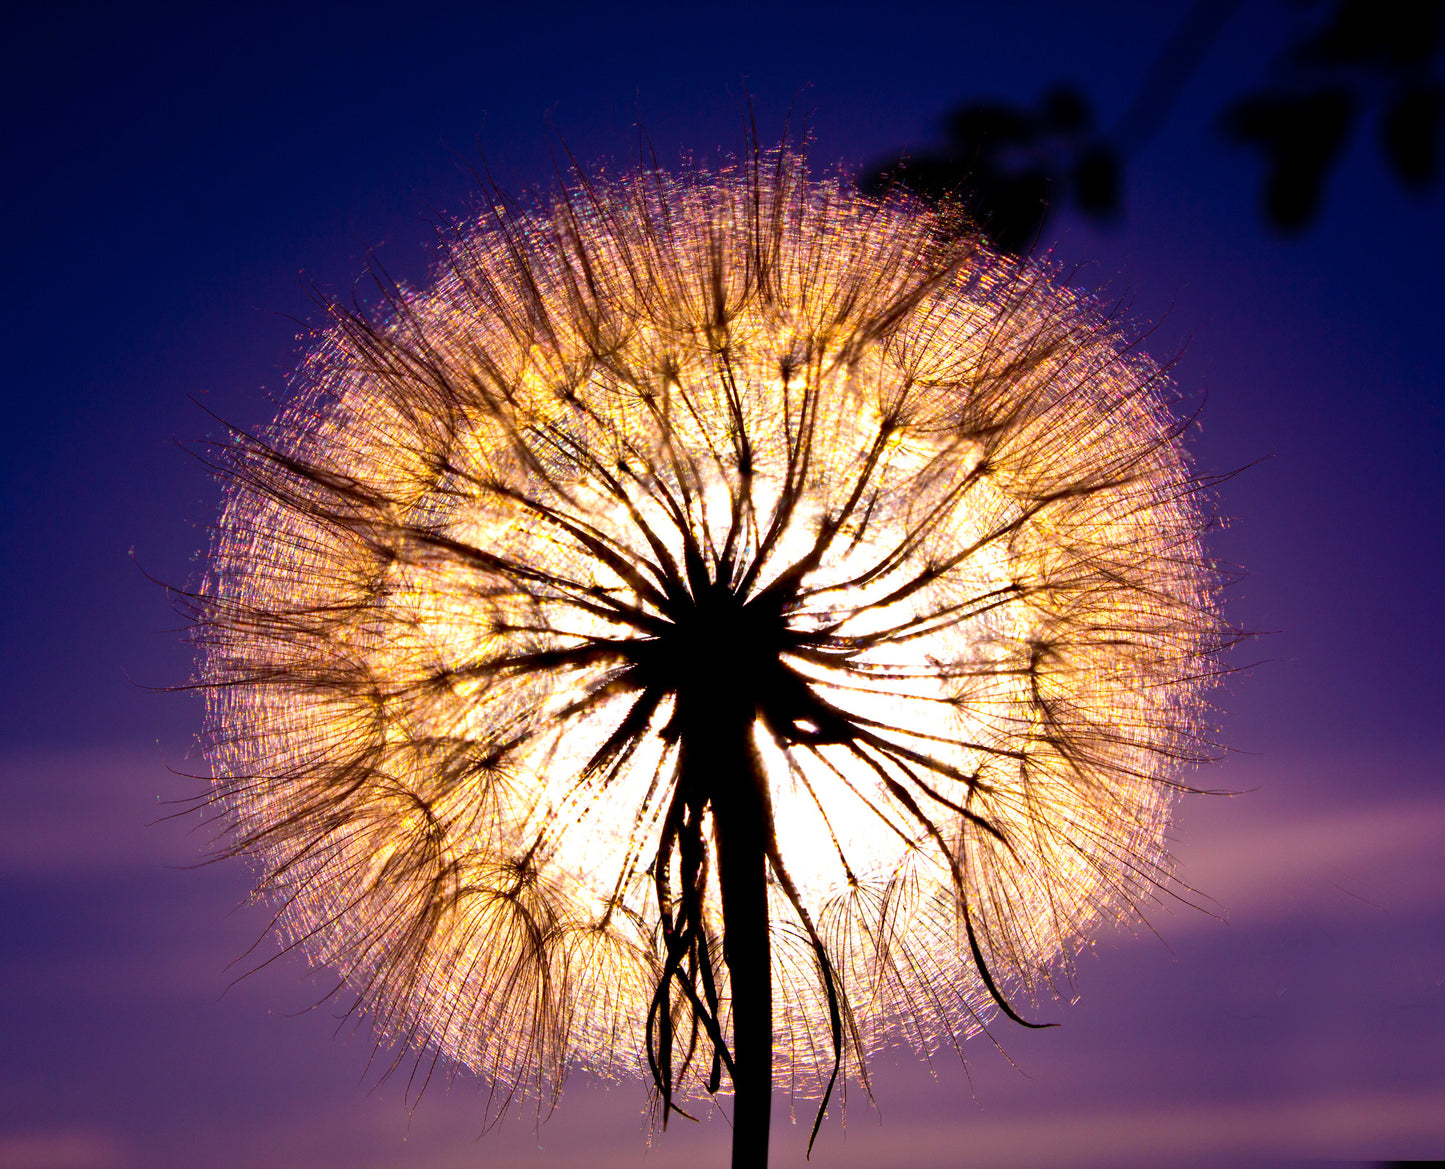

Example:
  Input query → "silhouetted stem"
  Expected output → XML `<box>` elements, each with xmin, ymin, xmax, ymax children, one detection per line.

<box><xmin>680</xmin><ymin>705</ymin><xmax>773</xmax><ymax>1169</ymax></box>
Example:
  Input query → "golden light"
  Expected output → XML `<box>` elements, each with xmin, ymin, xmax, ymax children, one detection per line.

<box><xmin>190</xmin><ymin>150</ymin><xmax>1222</xmax><ymax>1162</ymax></box>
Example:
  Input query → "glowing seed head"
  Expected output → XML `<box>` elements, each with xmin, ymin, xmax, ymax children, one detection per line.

<box><xmin>195</xmin><ymin>151</ymin><xmax>1221</xmax><ymax>1113</ymax></box>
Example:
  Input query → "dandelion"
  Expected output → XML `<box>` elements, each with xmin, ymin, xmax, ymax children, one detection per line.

<box><xmin>188</xmin><ymin>145</ymin><xmax>1223</xmax><ymax>1168</ymax></box>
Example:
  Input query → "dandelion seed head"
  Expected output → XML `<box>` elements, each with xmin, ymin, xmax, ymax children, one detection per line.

<box><xmin>195</xmin><ymin>151</ymin><xmax>1221</xmax><ymax>1110</ymax></box>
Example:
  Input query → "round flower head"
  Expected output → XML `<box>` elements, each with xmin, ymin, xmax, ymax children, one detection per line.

<box><xmin>193</xmin><ymin>149</ymin><xmax>1221</xmax><ymax>1137</ymax></box>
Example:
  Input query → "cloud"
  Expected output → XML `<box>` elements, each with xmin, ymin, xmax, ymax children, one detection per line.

<box><xmin>1154</xmin><ymin>753</ymin><xmax>1445</xmax><ymax>930</ymax></box>
<box><xmin>795</xmin><ymin>1086</ymin><xmax>1445</xmax><ymax>1167</ymax></box>
<box><xmin>0</xmin><ymin>748</ymin><xmax>211</xmax><ymax>874</ymax></box>
<box><xmin>0</xmin><ymin>1131</ymin><xmax>129</xmax><ymax>1169</ymax></box>
<box><xmin>62</xmin><ymin>1073</ymin><xmax>1439</xmax><ymax>1168</ymax></box>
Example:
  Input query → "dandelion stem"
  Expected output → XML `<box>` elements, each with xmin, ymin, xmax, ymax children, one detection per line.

<box><xmin>679</xmin><ymin>699</ymin><xmax>774</xmax><ymax>1169</ymax></box>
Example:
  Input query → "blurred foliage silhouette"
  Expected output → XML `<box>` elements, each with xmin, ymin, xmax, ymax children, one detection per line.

<box><xmin>860</xmin><ymin>0</ymin><xmax>1443</xmax><ymax>253</ymax></box>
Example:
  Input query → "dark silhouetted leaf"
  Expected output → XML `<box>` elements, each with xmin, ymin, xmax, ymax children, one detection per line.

<box><xmin>1222</xmin><ymin>89</ymin><xmax>1356</xmax><ymax>230</ymax></box>
<box><xmin>1041</xmin><ymin>85</ymin><xmax>1092</xmax><ymax>133</ymax></box>
<box><xmin>859</xmin><ymin>88</ymin><xmax>1115</xmax><ymax>255</ymax></box>
<box><xmin>1073</xmin><ymin>144</ymin><xmax>1121</xmax><ymax>217</ymax></box>
<box><xmin>1381</xmin><ymin>83</ymin><xmax>1443</xmax><ymax>183</ymax></box>
<box><xmin>943</xmin><ymin>101</ymin><xmax>1035</xmax><ymax>148</ymax></box>
<box><xmin>1294</xmin><ymin>0</ymin><xmax>1442</xmax><ymax>70</ymax></box>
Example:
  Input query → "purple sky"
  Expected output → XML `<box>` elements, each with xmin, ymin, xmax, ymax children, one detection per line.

<box><xmin>3</xmin><ymin>3</ymin><xmax>1442</xmax><ymax>1167</ymax></box>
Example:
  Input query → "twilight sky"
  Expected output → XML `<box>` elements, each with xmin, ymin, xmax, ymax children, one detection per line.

<box><xmin>3</xmin><ymin>3</ymin><xmax>1442</xmax><ymax>1167</ymax></box>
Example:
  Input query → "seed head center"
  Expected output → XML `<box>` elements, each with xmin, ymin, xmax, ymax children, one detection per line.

<box><xmin>665</xmin><ymin>583</ymin><xmax>787</xmax><ymax>705</ymax></box>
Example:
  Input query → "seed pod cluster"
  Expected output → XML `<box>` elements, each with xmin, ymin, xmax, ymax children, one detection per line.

<box><xmin>191</xmin><ymin>149</ymin><xmax>1223</xmax><ymax>1125</ymax></box>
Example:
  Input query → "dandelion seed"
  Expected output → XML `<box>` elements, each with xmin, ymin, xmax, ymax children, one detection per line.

<box><xmin>188</xmin><ymin>145</ymin><xmax>1224</xmax><ymax>1167</ymax></box>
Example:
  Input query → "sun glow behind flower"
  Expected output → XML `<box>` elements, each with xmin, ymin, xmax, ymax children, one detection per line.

<box><xmin>192</xmin><ymin>151</ymin><xmax>1221</xmax><ymax>1129</ymax></box>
